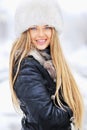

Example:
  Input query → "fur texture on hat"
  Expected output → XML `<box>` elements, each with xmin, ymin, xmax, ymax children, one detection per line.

<box><xmin>15</xmin><ymin>0</ymin><xmax>63</xmax><ymax>37</ymax></box>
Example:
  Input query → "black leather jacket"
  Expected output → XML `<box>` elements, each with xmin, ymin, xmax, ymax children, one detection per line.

<box><xmin>14</xmin><ymin>56</ymin><xmax>73</xmax><ymax>130</ymax></box>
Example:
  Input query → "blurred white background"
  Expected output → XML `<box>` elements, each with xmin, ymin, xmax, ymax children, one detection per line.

<box><xmin>0</xmin><ymin>0</ymin><xmax>87</xmax><ymax>130</ymax></box>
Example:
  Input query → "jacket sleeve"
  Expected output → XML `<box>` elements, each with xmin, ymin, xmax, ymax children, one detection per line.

<box><xmin>14</xmin><ymin>57</ymin><xmax>72</xmax><ymax>127</ymax></box>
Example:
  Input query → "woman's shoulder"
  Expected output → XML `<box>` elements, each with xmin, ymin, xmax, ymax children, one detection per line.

<box><xmin>19</xmin><ymin>55</ymin><xmax>45</xmax><ymax>75</ymax></box>
<box><xmin>13</xmin><ymin>55</ymin><xmax>39</xmax><ymax>76</ymax></box>
<box><xmin>21</xmin><ymin>55</ymin><xmax>40</xmax><ymax>67</ymax></box>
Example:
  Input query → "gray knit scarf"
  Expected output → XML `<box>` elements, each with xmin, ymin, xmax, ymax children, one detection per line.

<box><xmin>28</xmin><ymin>48</ymin><xmax>56</xmax><ymax>82</ymax></box>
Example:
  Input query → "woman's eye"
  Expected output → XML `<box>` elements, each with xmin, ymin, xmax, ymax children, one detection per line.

<box><xmin>30</xmin><ymin>27</ymin><xmax>37</xmax><ymax>30</ymax></box>
<box><xmin>45</xmin><ymin>27</ymin><xmax>51</xmax><ymax>30</ymax></box>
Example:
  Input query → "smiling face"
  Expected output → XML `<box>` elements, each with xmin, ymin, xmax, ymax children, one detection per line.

<box><xmin>29</xmin><ymin>25</ymin><xmax>52</xmax><ymax>50</ymax></box>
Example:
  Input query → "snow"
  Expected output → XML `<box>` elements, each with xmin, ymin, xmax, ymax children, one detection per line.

<box><xmin>0</xmin><ymin>41</ymin><xmax>21</xmax><ymax>130</ymax></box>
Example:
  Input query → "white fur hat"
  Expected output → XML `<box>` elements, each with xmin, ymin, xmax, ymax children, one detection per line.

<box><xmin>15</xmin><ymin>0</ymin><xmax>63</xmax><ymax>37</ymax></box>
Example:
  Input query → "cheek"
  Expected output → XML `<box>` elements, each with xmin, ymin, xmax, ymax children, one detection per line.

<box><xmin>29</xmin><ymin>31</ymin><xmax>36</xmax><ymax>41</ymax></box>
<box><xmin>47</xmin><ymin>31</ymin><xmax>52</xmax><ymax>39</ymax></box>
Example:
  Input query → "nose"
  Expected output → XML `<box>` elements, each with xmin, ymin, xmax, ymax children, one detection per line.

<box><xmin>38</xmin><ymin>28</ymin><xmax>44</xmax><ymax>37</ymax></box>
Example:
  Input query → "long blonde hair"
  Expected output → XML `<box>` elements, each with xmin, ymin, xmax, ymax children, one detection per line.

<box><xmin>9</xmin><ymin>28</ymin><xmax>84</xmax><ymax>129</ymax></box>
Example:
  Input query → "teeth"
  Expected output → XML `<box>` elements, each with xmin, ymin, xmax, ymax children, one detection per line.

<box><xmin>37</xmin><ymin>40</ymin><xmax>46</xmax><ymax>42</ymax></box>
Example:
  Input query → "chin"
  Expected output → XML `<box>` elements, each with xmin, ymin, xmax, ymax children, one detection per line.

<box><xmin>37</xmin><ymin>47</ymin><xmax>46</xmax><ymax>50</ymax></box>
<box><xmin>37</xmin><ymin>45</ymin><xmax>49</xmax><ymax>50</ymax></box>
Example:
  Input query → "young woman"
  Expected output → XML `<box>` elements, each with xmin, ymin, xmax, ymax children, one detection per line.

<box><xmin>9</xmin><ymin>0</ymin><xmax>84</xmax><ymax>130</ymax></box>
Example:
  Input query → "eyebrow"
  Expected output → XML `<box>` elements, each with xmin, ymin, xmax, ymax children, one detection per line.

<box><xmin>30</xmin><ymin>25</ymin><xmax>50</xmax><ymax>28</ymax></box>
<box><xmin>44</xmin><ymin>25</ymin><xmax>50</xmax><ymax>27</ymax></box>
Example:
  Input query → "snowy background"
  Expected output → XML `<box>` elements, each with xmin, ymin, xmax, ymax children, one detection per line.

<box><xmin>0</xmin><ymin>0</ymin><xmax>87</xmax><ymax>130</ymax></box>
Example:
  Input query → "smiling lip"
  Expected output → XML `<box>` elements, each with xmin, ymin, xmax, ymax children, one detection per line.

<box><xmin>36</xmin><ymin>39</ymin><xmax>47</xmax><ymax>45</ymax></box>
